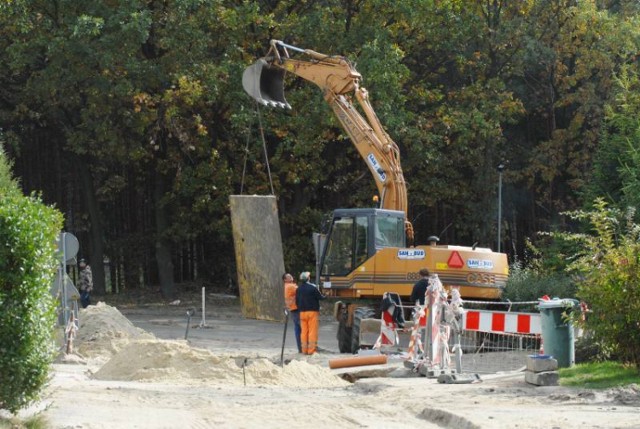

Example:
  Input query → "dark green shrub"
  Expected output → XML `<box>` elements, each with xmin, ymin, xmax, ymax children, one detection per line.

<box><xmin>553</xmin><ymin>199</ymin><xmax>640</xmax><ymax>369</ymax></box>
<box><xmin>574</xmin><ymin>334</ymin><xmax>617</xmax><ymax>364</ymax></box>
<box><xmin>0</xmin><ymin>151</ymin><xmax>63</xmax><ymax>413</ymax></box>
<box><xmin>502</xmin><ymin>260</ymin><xmax>577</xmax><ymax>312</ymax></box>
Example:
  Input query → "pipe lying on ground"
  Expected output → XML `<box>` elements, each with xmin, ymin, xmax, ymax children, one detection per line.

<box><xmin>329</xmin><ymin>354</ymin><xmax>387</xmax><ymax>369</ymax></box>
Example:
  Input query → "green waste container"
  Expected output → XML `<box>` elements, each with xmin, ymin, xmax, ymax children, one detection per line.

<box><xmin>538</xmin><ymin>299</ymin><xmax>579</xmax><ymax>368</ymax></box>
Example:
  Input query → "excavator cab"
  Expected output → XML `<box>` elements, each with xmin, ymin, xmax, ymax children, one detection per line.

<box><xmin>319</xmin><ymin>208</ymin><xmax>405</xmax><ymax>281</ymax></box>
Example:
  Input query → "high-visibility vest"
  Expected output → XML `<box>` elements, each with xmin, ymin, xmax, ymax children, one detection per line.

<box><xmin>284</xmin><ymin>281</ymin><xmax>298</xmax><ymax>311</ymax></box>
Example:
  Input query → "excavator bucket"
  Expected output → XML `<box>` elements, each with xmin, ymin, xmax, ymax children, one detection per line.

<box><xmin>242</xmin><ymin>59</ymin><xmax>291</xmax><ymax>109</ymax></box>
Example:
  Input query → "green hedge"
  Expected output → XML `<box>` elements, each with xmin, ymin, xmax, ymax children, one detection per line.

<box><xmin>503</xmin><ymin>262</ymin><xmax>577</xmax><ymax>307</ymax></box>
<box><xmin>541</xmin><ymin>200</ymin><xmax>640</xmax><ymax>369</ymax></box>
<box><xmin>0</xmin><ymin>152</ymin><xmax>63</xmax><ymax>413</ymax></box>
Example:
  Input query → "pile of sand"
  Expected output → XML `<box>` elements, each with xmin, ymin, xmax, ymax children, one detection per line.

<box><xmin>93</xmin><ymin>339</ymin><xmax>349</xmax><ymax>388</ymax></box>
<box><xmin>74</xmin><ymin>302</ymin><xmax>154</xmax><ymax>361</ymax></box>
<box><xmin>76</xmin><ymin>303</ymin><xmax>348</xmax><ymax>388</ymax></box>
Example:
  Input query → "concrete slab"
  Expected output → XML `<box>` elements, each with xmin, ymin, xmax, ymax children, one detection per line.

<box><xmin>229</xmin><ymin>195</ymin><xmax>285</xmax><ymax>322</ymax></box>
<box><xmin>526</xmin><ymin>355</ymin><xmax>558</xmax><ymax>372</ymax></box>
<box><xmin>525</xmin><ymin>370</ymin><xmax>559</xmax><ymax>386</ymax></box>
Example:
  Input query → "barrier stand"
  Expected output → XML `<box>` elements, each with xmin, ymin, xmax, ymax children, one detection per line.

<box><xmin>372</xmin><ymin>288</ymin><xmax>543</xmax><ymax>378</ymax></box>
<box><xmin>402</xmin><ymin>276</ymin><xmax>479</xmax><ymax>383</ymax></box>
<box><xmin>405</xmin><ymin>298</ymin><xmax>545</xmax><ymax>376</ymax></box>
<box><xmin>417</xmin><ymin>275</ymin><xmax>452</xmax><ymax>377</ymax></box>
<box><xmin>372</xmin><ymin>292</ymin><xmax>405</xmax><ymax>351</ymax></box>
<box><xmin>64</xmin><ymin>312</ymin><xmax>78</xmax><ymax>354</ymax></box>
<box><xmin>437</xmin><ymin>296</ymin><xmax>480</xmax><ymax>384</ymax></box>
<box><xmin>406</xmin><ymin>305</ymin><xmax>426</xmax><ymax>362</ymax></box>
<box><xmin>372</xmin><ymin>296</ymin><xmax>401</xmax><ymax>350</ymax></box>
<box><xmin>449</xmin><ymin>289</ymin><xmax>464</xmax><ymax>374</ymax></box>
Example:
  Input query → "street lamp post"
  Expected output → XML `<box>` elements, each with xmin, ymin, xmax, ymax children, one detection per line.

<box><xmin>497</xmin><ymin>162</ymin><xmax>505</xmax><ymax>253</ymax></box>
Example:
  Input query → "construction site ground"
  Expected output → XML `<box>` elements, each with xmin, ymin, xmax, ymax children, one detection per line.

<box><xmin>6</xmin><ymin>288</ymin><xmax>640</xmax><ymax>429</ymax></box>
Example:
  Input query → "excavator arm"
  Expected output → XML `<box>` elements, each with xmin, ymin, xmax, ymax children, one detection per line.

<box><xmin>243</xmin><ymin>40</ymin><xmax>413</xmax><ymax>241</ymax></box>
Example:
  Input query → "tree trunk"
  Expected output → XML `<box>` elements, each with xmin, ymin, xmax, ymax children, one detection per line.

<box><xmin>77</xmin><ymin>158</ymin><xmax>106</xmax><ymax>294</ymax></box>
<box><xmin>153</xmin><ymin>170</ymin><xmax>175</xmax><ymax>299</ymax></box>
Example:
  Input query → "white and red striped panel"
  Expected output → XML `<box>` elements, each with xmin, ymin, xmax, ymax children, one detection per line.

<box><xmin>462</xmin><ymin>310</ymin><xmax>541</xmax><ymax>335</ymax></box>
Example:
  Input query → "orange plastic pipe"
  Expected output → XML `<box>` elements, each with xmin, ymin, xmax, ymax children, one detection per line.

<box><xmin>329</xmin><ymin>354</ymin><xmax>388</xmax><ymax>369</ymax></box>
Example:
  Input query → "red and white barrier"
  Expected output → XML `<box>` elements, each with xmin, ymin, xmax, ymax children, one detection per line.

<box><xmin>462</xmin><ymin>310</ymin><xmax>541</xmax><ymax>335</ymax></box>
<box><xmin>373</xmin><ymin>309</ymin><xmax>400</xmax><ymax>349</ymax></box>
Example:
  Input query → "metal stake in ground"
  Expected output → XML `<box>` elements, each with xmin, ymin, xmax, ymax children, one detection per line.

<box><xmin>280</xmin><ymin>308</ymin><xmax>289</xmax><ymax>367</ymax></box>
<box><xmin>242</xmin><ymin>358</ymin><xmax>248</xmax><ymax>386</ymax></box>
<box><xmin>184</xmin><ymin>308</ymin><xmax>196</xmax><ymax>340</ymax></box>
<box><xmin>199</xmin><ymin>287</ymin><xmax>208</xmax><ymax>328</ymax></box>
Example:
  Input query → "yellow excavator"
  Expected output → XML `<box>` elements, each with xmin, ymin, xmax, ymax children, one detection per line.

<box><xmin>243</xmin><ymin>40</ymin><xmax>509</xmax><ymax>353</ymax></box>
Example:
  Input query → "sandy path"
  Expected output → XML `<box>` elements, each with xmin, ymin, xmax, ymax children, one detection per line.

<box><xmin>40</xmin><ymin>363</ymin><xmax>640</xmax><ymax>429</ymax></box>
<box><xmin>8</xmin><ymin>301</ymin><xmax>639</xmax><ymax>429</ymax></box>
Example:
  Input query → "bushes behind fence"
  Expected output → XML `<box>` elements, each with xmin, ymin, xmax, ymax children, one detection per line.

<box><xmin>503</xmin><ymin>262</ymin><xmax>576</xmax><ymax>310</ymax></box>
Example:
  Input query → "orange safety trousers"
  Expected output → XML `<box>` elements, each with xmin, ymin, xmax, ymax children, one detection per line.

<box><xmin>300</xmin><ymin>311</ymin><xmax>320</xmax><ymax>354</ymax></box>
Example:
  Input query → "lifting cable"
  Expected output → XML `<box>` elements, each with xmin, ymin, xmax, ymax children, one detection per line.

<box><xmin>240</xmin><ymin>102</ymin><xmax>275</xmax><ymax>195</ymax></box>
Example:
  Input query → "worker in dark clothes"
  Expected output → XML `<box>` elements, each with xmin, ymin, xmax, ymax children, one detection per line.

<box><xmin>410</xmin><ymin>268</ymin><xmax>431</xmax><ymax>328</ymax></box>
<box><xmin>295</xmin><ymin>271</ymin><xmax>325</xmax><ymax>355</ymax></box>
<box><xmin>410</xmin><ymin>268</ymin><xmax>431</xmax><ymax>306</ymax></box>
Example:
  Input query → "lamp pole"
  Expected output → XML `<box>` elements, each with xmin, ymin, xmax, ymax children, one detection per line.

<box><xmin>497</xmin><ymin>162</ymin><xmax>505</xmax><ymax>253</ymax></box>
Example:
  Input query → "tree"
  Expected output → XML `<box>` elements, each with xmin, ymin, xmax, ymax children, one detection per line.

<box><xmin>586</xmin><ymin>65</ymin><xmax>640</xmax><ymax>212</ymax></box>
<box><xmin>3</xmin><ymin>0</ymin><xmax>640</xmax><ymax>293</ymax></box>
<box><xmin>0</xmin><ymin>1</ymin><xmax>262</xmax><ymax>296</ymax></box>
<box><xmin>507</xmin><ymin>2</ymin><xmax>640</xmax><ymax>246</ymax></box>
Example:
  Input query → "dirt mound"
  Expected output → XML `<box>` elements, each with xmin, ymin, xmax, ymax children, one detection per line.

<box><xmin>76</xmin><ymin>303</ymin><xmax>348</xmax><ymax>388</ymax></box>
<box><xmin>93</xmin><ymin>338</ymin><xmax>348</xmax><ymax>388</ymax></box>
<box><xmin>74</xmin><ymin>302</ymin><xmax>154</xmax><ymax>361</ymax></box>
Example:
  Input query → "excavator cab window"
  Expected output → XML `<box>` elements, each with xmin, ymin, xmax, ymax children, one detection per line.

<box><xmin>320</xmin><ymin>209</ymin><xmax>405</xmax><ymax>279</ymax></box>
<box><xmin>354</xmin><ymin>217</ymin><xmax>368</xmax><ymax>267</ymax></box>
<box><xmin>321</xmin><ymin>215</ymin><xmax>368</xmax><ymax>276</ymax></box>
<box><xmin>374</xmin><ymin>215</ymin><xmax>405</xmax><ymax>249</ymax></box>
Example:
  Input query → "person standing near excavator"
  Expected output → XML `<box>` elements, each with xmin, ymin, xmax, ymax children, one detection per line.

<box><xmin>283</xmin><ymin>273</ymin><xmax>302</xmax><ymax>353</ymax></box>
<box><xmin>296</xmin><ymin>271</ymin><xmax>325</xmax><ymax>355</ymax></box>
<box><xmin>410</xmin><ymin>268</ymin><xmax>431</xmax><ymax>328</ymax></box>
<box><xmin>410</xmin><ymin>268</ymin><xmax>431</xmax><ymax>306</ymax></box>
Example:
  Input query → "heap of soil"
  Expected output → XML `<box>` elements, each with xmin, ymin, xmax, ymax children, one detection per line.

<box><xmin>76</xmin><ymin>302</ymin><xmax>348</xmax><ymax>388</ymax></box>
<box><xmin>93</xmin><ymin>339</ymin><xmax>348</xmax><ymax>388</ymax></box>
<box><xmin>74</xmin><ymin>302</ymin><xmax>155</xmax><ymax>361</ymax></box>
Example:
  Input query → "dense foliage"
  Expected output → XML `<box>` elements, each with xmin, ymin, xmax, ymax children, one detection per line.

<box><xmin>503</xmin><ymin>263</ymin><xmax>576</xmax><ymax>308</ymax></box>
<box><xmin>548</xmin><ymin>200</ymin><xmax>640</xmax><ymax>368</ymax></box>
<box><xmin>586</xmin><ymin>65</ymin><xmax>640</xmax><ymax>211</ymax></box>
<box><xmin>1</xmin><ymin>1</ymin><xmax>640</xmax><ymax>297</ymax></box>
<box><xmin>0</xmin><ymin>148</ymin><xmax>63</xmax><ymax>413</ymax></box>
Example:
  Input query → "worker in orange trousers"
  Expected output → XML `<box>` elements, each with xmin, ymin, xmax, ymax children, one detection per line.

<box><xmin>295</xmin><ymin>271</ymin><xmax>325</xmax><ymax>355</ymax></box>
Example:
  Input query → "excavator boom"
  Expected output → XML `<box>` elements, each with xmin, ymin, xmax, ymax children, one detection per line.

<box><xmin>243</xmin><ymin>40</ymin><xmax>411</xmax><ymax>238</ymax></box>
